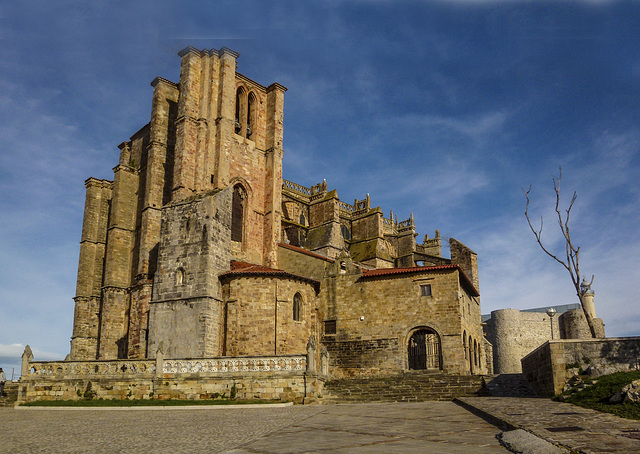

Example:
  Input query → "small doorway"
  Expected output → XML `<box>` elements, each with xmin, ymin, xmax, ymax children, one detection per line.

<box><xmin>408</xmin><ymin>328</ymin><xmax>441</xmax><ymax>370</ymax></box>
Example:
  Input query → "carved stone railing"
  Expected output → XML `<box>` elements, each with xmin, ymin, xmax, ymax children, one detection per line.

<box><xmin>338</xmin><ymin>201</ymin><xmax>354</xmax><ymax>213</ymax></box>
<box><xmin>162</xmin><ymin>356</ymin><xmax>306</xmax><ymax>374</ymax></box>
<box><xmin>282</xmin><ymin>179</ymin><xmax>312</xmax><ymax>196</ymax></box>
<box><xmin>21</xmin><ymin>346</ymin><xmax>307</xmax><ymax>380</ymax></box>
<box><xmin>398</xmin><ymin>218</ymin><xmax>414</xmax><ymax>229</ymax></box>
<box><xmin>25</xmin><ymin>360</ymin><xmax>156</xmax><ymax>377</ymax></box>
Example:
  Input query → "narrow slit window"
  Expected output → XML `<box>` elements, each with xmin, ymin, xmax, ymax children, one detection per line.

<box><xmin>293</xmin><ymin>292</ymin><xmax>302</xmax><ymax>321</ymax></box>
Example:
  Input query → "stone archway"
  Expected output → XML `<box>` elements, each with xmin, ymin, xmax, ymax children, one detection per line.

<box><xmin>408</xmin><ymin>328</ymin><xmax>441</xmax><ymax>370</ymax></box>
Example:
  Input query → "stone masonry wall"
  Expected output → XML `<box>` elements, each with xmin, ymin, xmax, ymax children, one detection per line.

<box><xmin>277</xmin><ymin>244</ymin><xmax>332</xmax><ymax>281</ymax></box>
<box><xmin>148</xmin><ymin>188</ymin><xmax>232</xmax><ymax>358</ymax></box>
<box><xmin>225</xmin><ymin>276</ymin><xmax>318</xmax><ymax>357</ymax></box>
<box><xmin>19</xmin><ymin>357</ymin><xmax>320</xmax><ymax>404</ymax></box>
<box><xmin>522</xmin><ymin>337</ymin><xmax>640</xmax><ymax>396</ymax></box>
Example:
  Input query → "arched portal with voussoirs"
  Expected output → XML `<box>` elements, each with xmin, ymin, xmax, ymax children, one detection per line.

<box><xmin>407</xmin><ymin>327</ymin><xmax>442</xmax><ymax>371</ymax></box>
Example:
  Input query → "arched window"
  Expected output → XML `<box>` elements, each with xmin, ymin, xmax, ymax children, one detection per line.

<box><xmin>247</xmin><ymin>92</ymin><xmax>257</xmax><ymax>139</ymax></box>
<box><xmin>299</xmin><ymin>213</ymin><xmax>306</xmax><ymax>226</ymax></box>
<box><xmin>474</xmin><ymin>339</ymin><xmax>479</xmax><ymax>367</ymax></box>
<box><xmin>463</xmin><ymin>331</ymin><xmax>468</xmax><ymax>360</ymax></box>
<box><xmin>235</xmin><ymin>87</ymin><xmax>246</xmax><ymax>135</ymax></box>
<box><xmin>293</xmin><ymin>292</ymin><xmax>302</xmax><ymax>321</ymax></box>
<box><xmin>468</xmin><ymin>335</ymin><xmax>473</xmax><ymax>372</ymax></box>
<box><xmin>231</xmin><ymin>184</ymin><xmax>246</xmax><ymax>242</ymax></box>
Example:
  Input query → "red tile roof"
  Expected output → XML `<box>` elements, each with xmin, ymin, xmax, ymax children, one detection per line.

<box><xmin>361</xmin><ymin>264</ymin><xmax>479</xmax><ymax>296</ymax></box>
<box><xmin>220</xmin><ymin>261</ymin><xmax>321</xmax><ymax>291</ymax></box>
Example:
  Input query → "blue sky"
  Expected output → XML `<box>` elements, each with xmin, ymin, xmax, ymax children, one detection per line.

<box><xmin>1</xmin><ymin>0</ymin><xmax>639</xmax><ymax>377</ymax></box>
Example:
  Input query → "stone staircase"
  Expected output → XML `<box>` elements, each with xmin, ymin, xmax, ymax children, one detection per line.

<box><xmin>320</xmin><ymin>371</ymin><xmax>490</xmax><ymax>404</ymax></box>
<box><xmin>0</xmin><ymin>382</ymin><xmax>19</xmax><ymax>407</ymax></box>
<box><xmin>484</xmin><ymin>374</ymin><xmax>538</xmax><ymax>397</ymax></box>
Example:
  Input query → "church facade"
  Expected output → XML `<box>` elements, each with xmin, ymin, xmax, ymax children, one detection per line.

<box><xmin>70</xmin><ymin>46</ymin><xmax>490</xmax><ymax>380</ymax></box>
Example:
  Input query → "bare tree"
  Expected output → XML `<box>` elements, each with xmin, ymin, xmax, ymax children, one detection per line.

<box><xmin>523</xmin><ymin>167</ymin><xmax>597</xmax><ymax>338</ymax></box>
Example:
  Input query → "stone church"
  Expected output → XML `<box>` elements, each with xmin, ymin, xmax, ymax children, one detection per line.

<box><xmin>70</xmin><ymin>46</ymin><xmax>490</xmax><ymax>380</ymax></box>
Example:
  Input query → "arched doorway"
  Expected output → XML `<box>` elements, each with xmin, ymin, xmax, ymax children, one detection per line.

<box><xmin>408</xmin><ymin>328</ymin><xmax>441</xmax><ymax>370</ymax></box>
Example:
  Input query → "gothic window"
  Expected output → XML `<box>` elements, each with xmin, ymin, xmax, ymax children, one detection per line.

<box><xmin>299</xmin><ymin>213</ymin><xmax>306</xmax><ymax>226</ymax></box>
<box><xmin>235</xmin><ymin>87</ymin><xmax>246</xmax><ymax>135</ymax></box>
<box><xmin>293</xmin><ymin>292</ymin><xmax>302</xmax><ymax>321</ymax></box>
<box><xmin>247</xmin><ymin>92</ymin><xmax>257</xmax><ymax>139</ymax></box>
<box><xmin>231</xmin><ymin>184</ymin><xmax>246</xmax><ymax>242</ymax></box>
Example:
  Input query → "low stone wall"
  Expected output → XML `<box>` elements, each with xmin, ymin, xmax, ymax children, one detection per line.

<box><xmin>19</xmin><ymin>354</ymin><xmax>323</xmax><ymax>404</ymax></box>
<box><xmin>521</xmin><ymin>337</ymin><xmax>640</xmax><ymax>396</ymax></box>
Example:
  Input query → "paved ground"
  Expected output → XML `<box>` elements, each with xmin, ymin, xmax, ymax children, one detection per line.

<box><xmin>458</xmin><ymin>396</ymin><xmax>640</xmax><ymax>454</ymax></box>
<box><xmin>0</xmin><ymin>402</ymin><xmax>510</xmax><ymax>453</ymax></box>
<box><xmin>3</xmin><ymin>398</ymin><xmax>639</xmax><ymax>453</ymax></box>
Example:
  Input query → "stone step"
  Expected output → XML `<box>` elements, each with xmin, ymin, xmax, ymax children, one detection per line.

<box><xmin>0</xmin><ymin>383</ymin><xmax>19</xmax><ymax>407</ymax></box>
<box><xmin>484</xmin><ymin>373</ymin><xmax>538</xmax><ymax>397</ymax></box>
<box><xmin>321</xmin><ymin>372</ymin><xmax>489</xmax><ymax>404</ymax></box>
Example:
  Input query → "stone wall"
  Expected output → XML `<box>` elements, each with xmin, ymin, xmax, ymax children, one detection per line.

<box><xmin>485</xmin><ymin>307</ymin><xmax>606</xmax><ymax>374</ymax></box>
<box><xmin>323</xmin><ymin>338</ymin><xmax>401</xmax><ymax>377</ymax></box>
<box><xmin>224</xmin><ymin>276</ymin><xmax>318</xmax><ymax>357</ymax></box>
<box><xmin>486</xmin><ymin>309</ymin><xmax>560</xmax><ymax>374</ymax></box>
<box><xmin>148</xmin><ymin>189</ymin><xmax>232</xmax><ymax>358</ymax></box>
<box><xmin>278</xmin><ymin>243</ymin><xmax>332</xmax><ymax>281</ymax></box>
<box><xmin>522</xmin><ymin>337</ymin><xmax>640</xmax><ymax>396</ymax></box>
<box><xmin>19</xmin><ymin>355</ymin><xmax>321</xmax><ymax>404</ymax></box>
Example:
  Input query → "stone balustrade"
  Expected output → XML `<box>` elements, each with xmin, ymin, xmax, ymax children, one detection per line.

<box><xmin>26</xmin><ymin>360</ymin><xmax>156</xmax><ymax>377</ymax></box>
<box><xmin>163</xmin><ymin>356</ymin><xmax>306</xmax><ymax>374</ymax></box>
<box><xmin>338</xmin><ymin>201</ymin><xmax>355</xmax><ymax>213</ymax></box>
<box><xmin>22</xmin><ymin>352</ymin><xmax>307</xmax><ymax>379</ymax></box>
<box><xmin>282</xmin><ymin>179</ymin><xmax>312</xmax><ymax>196</ymax></box>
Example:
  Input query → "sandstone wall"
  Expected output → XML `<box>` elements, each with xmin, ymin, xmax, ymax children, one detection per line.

<box><xmin>224</xmin><ymin>276</ymin><xmax>318</xmax><ymax>357</ymax></box>
<box><xmin>522</xmin><ymin>337</ymin><xmax>640</xmax><ymax>396</ymax></box>
<box><xmin>277</xmin><ymin>244</ymin><xmax>332</xmax><ymax>281</ymax></box>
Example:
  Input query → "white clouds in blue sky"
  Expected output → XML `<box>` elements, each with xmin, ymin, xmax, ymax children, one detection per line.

<box><xmin>1</xmin><ymin>0</ymin><xmax>639</xmax><ymax>372</ymax></box>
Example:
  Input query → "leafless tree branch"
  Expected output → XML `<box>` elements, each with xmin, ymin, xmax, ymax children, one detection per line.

<box><xmin>523</xmin><ymin>167</ymin><xmax>597</xmax><ymax>338</ymax></box>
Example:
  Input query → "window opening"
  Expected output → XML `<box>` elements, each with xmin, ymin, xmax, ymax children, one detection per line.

<box><xmin>231</xmin><ymin>184</ymin><xmax>246</xmax><ymax>242</ymax></box>
<box><xmin>420</xmin><ymin>284</ymin><xmax>432</xmax><ymax>297</ymax></box>
<box><xmin>235</xmin><ymin>87</ymin><xmax>246</xmax><ymax>135</ymax></box>
<box><xmin>293</xmin><ymin>292</ymin><xmax>302</xmax><ymax>321</ymax></box>
<box><xmin>247</xmin><ymin>92</ymin><xmax>257</xmax><ymax>139</ymax></box>
<box><xmin>463</xmin><ymin>331</ymin><xmax>468</xmax><ymax>360</ymax></box>
<box><xmin>324</xmin><ymin>320</ymin><xmax>336</xmax><ymax>335</ymax></box>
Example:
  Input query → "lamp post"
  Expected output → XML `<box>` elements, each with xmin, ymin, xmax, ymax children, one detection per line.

<box><xmin>546</xmin><ymin>307</ymin><xmax>557</xmax><ymax>340</ymax></box>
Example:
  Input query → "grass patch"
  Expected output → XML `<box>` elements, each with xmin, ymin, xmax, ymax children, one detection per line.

<box><xmin>20</xmin><ymin>398</ymin><xmax>285</xmax><ymax>407</ymax></box>
<box><xmin>557</xmin><ymin>370</ymin><xmax>640</xmax><ymax>420</ymax></box>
